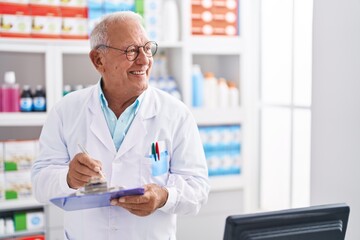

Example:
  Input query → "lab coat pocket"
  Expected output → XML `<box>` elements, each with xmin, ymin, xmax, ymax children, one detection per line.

<box><xmin>141</xmin><ymin>151</ymin><xmax>169</xmax><ymax>185</ymax></box>
<box><xmin>151</xmin><ymin>151</ymin><xmax>169</xmax><ymax>176</ymax></box>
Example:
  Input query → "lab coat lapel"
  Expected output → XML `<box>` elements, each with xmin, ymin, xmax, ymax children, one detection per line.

<box><xmin>89</xmin><ymin>87</ymin><xmax>116</xmax><ymax>153</ymax></box>
<box><xmin>116</xmin><ymin>88</ymin><xmax>157</xmax><ymax>158</ymax></box>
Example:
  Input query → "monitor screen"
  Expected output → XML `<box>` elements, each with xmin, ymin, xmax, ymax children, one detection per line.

<box><xmin>224</xmin><ymin>203</ymin><xmax>350</xmax><ymax>240</ymax></box>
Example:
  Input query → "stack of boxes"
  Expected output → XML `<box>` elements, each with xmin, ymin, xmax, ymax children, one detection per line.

<box><xmin>191</xmin><ymin>0</ymin><xmax>239</xmax><ymax>36</ymax></box>
<box><xmin>0</xmin><ymin>140</ymin><xmax>45</xmax><ymax>237</ymax></box>
<box><xmin>0</xmin><ymin>139</ymin><xmax>38</xmax><ymax>201</ymax></box>
<box><xmin>0</xmin><ymin>0</ymin><xmax>88</xmax><ymax>39</ymax></box>
<box><xmin>199</xmin><ymin>125</ymin><xmax>242</xmax><ymax>176</ymax></box>
<box><xmin>0</xmin><ymin>0</ymin><xmax>180</xmax><ymax>41</ymax></box>
<box><xmin>88</xmin><ymin>0</ymin><xmax>135</xmax><ymax>34</ymax></box>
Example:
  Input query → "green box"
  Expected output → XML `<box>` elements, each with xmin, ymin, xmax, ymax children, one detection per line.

<box><xmin>4</xmin><ymin>162</ymin><xmax>17</xmax><ymax>171</ymax></box>
<box><xmin>5</xmin><ymin>190</ymin><xmax>17</xmax><ymax>200</ymax></box>
<box><xmin>14</xmin><ymin>212</ymin><xmax>27</xmax><ymax>231</ymax></box>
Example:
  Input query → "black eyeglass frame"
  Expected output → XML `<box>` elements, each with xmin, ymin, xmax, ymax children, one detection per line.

<box><xmin>96</xmin><ymin>41</ymin><xmax>158</xmax><ymax>61</ymax></box>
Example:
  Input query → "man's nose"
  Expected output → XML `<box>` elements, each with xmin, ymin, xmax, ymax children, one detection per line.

<box><xmin>135</xmin><ymin>47</ymin><xmax>150</xmax><ymax>64</ymax></box>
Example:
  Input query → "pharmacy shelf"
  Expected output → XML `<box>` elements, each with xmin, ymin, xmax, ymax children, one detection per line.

<box><xmin>0</xmin><ymin>198</ymin><xmax>43</xmax><ymax>211</ymax></box>
<box><xmin>191</xmin><ymin>107</ymin><xmax>244</xmax><ymax>125</ymax></box>
<box><xmin>209</xmin><ymin>174</ymin><xmax>244</xmax><ymax>192</ymax></box>
<box><xmin>0</xmin><ymin>113</ymin><xmax>47</xmax><ymax>126</ymax></box>
<box><xmin>189</xmin><ymin>36</ymin><xmax>244</xmax><ymax>54</ymax></box>
<box><xmin>0</xmin><ymin>230</ymin><xmax>45</xmax><ymax>239</ymax></box>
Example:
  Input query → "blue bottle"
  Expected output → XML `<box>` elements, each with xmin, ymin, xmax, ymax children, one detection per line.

<box><xmin>192</xmin><ymin>65</ymin><xmax>204</xmax><ymax>107</ymax></box>
<box><xmin>33</xmin><ymin>85</ymin><xmax>46</xmax><ymax>112</ymax></box>
<box><xmin>20</xmin><ymin>85</ymin><xmax>33</xmax><ymax>112</ymax></box>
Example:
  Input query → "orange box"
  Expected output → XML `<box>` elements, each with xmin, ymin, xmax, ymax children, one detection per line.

<box><xmin>60</xmin><ymin>6</ymin><xmax>88</xmax><ymax>39</ymax></box>
<box><xmin>0</xmin><ymin>3</ymin><xmax>32</xmax><ymax>38</ymax></box>
<box><xmin>191</xmin><ymin>0</ymin><xmax>239</xmax><ymax>36</ymax></box>
<box><xmin>30</xmin><ymin>5</ymin><xmax>62</xmax><ymax>38</ymax></box>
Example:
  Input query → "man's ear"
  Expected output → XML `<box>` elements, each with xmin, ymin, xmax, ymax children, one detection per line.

<box><xmin>89</xmin><ymin>49</ymin><xmax>104</xmax><ymax>72</ymax></box>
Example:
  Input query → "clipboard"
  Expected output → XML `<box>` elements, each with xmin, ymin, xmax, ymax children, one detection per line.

<box><xmin>50</xmin><ymin>187</ymin><xmax>145</xmax><ymax>211</ymax></box>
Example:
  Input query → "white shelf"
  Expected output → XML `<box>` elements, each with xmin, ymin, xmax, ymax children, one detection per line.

<box><xmin>0</xmin><ymin>113</ymin><xmax>47</xmax><ymax>126</ymax></box>
<box><xmin>0</xmin><ymin>229</ymin><xmax>45</xmax><ymax>239</ymax></box>
<box><xmin>191</xmin><ymin>107</ymin><xmax>244</xmax><ymax>125</ymax></box>
<box><xmin>189</xmin><ymin>36</ymin><xmax>244</xmax><ymax>54</ymax></box>
<box><xmin>209</xmin><ymin>175</ymin><xmax>244</xmax><ymax>192</ymax></box>
<box><xmin>0</xmin><ymin>198</ymin><xmax>43</xmax><ymax>211</ymax></box>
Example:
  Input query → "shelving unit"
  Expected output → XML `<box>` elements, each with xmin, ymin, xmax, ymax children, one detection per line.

<box><xmin>0</xmin><ymin>199</ymin><xmax>45</xmax><ymax>239</ymax></box>
<box><xmin>0</xmin><ymin>0</ymin><xmax>260</xmax><ymax>238</ymax></box>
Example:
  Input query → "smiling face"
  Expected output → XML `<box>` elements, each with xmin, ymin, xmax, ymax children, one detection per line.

<box><xmin>91</xmin><ymin>18</ymin><xmax>153</xmax><ymax>100</ymax></box>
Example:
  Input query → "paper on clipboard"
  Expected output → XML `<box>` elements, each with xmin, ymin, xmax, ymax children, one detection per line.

<box><xmin>50</xmin><ymin>187</ymin><xmax>145</xmax><ymax>211</ymax></box>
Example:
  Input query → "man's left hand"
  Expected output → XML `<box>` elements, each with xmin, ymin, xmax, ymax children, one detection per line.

<box><xmin>110</xmin><ymin>183</ymin><xmax>169</xmax><ymax>216</ymax></box>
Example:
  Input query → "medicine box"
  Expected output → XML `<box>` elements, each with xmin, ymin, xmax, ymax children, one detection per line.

<box><xmin>143</xmin><ymin>0</ymin><xmax>162</xmax><ymax>41</ymax></box>
<box><xmin>4</xmin><ymin>140</ymin><xmax>38</xmax><ymax>171</ymax></box>
<box><xmin>103</xmin><ymin>0</ymin><xmax>134</xmax><ymax>11</ymax></box>
<box><xmin>0</xmin><ymin>173</ymin><xmax>5</xmax><ymax>202</ymax></box>
<box><xmin>191</xmin><ymin>0</ymin><xmax>239</xmax><ymax>36</ymax></box>
<box><xmin>30</xmin><ymin>5</ymin><xmax>62</xmax><ymax>38</ymax></box>
<box><xmin>4</xmin><ymin>170</ymin><xmax>32</xmax><ymax>200</ymax></box>
<box><xmin>60</xmin><ymin>7</ymin><xmax>89</xmax><ymax>39</ymax></box>
<box><xmin>27</xmin><ymin>211</ymin><xmax>45</xmax><ymax>230</ymax></box>
<box><xmin>14</xmin><ymin>211</ymin><xmax>44</xmax><ymax>232</ymax></box>
<box><xmin>59</xmin><ymin>0</ymin><xmax>87</xmax><ymax>8</ymax></box>
<box><xmin>0</xmin><ymin>0</ymin><xmax>30</xmax><ymax>5</ymax></box>
<box><xmin>0</xmin><ymin>142</ymin><xmax>3</xmax><ymax>173</ymax></box>
<box><xmin>29</xmin><ymin>0</ymin><xmax>60</xmax><ymax>6</ymax></box>
<box><xmin>0</xmin><ymin>3</ymin><xmax>32</xmax><ymax>38</ymax></box>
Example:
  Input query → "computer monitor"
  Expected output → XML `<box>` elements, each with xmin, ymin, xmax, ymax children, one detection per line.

<box><xmin>224</xmin><ymin>203</ymin><xmax>350</xmax><ymax>240</ymax></box>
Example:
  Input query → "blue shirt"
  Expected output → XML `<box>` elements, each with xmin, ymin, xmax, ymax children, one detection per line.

<box><xmin>98</xmin><ymin>81</ymin><xmax>143</xmax><ymax>151</ymax></box>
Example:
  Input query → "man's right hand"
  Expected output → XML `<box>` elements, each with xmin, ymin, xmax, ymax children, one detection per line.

<box><xmin>67</xmin><ymin>153</ymin><xmax>104</xmax><ymax>189</ymax></box>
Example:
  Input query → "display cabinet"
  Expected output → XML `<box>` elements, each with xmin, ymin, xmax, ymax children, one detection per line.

<box><xmin>0</xmin><ymin>0</ymin><xmax>260</xmax><ymax>238</ymax></box>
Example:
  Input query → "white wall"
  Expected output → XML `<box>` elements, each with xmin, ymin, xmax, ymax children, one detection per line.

<box><xmin>311</xmin><ymin>1</ymin><xmax>360</xmax><ymax>240</ymax></box>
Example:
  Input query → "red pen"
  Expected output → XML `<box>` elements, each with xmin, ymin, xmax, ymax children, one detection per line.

<box><xmin>155</xmin><ymin>142</ymin><xmax>160</xmax><ymax>161</ymax></box>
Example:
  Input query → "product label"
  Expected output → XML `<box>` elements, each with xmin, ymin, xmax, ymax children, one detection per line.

<box><xmin>20</xmin><ymin>97</ymin><xmax>33</xmax><ymax>112</ymax></box>
<box><xmin>33</xmin><ymin>97</ymin><xmax>46</xmax><ymax>111</ymax></box>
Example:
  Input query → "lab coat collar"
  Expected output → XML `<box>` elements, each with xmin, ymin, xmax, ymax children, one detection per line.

<box><xmin>87</xmin><ymin>86</ymin><xmax>159</xmax><ymax>157</ymax></box>
<box><xmin>88</xmin><ymin>86</ymin><xmax>117</xmax><ymax>153</ymax></box>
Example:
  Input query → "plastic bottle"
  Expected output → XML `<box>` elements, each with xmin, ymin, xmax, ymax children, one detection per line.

<box><xmin>218</xmin><ymin>78</ymin><xmax>229</xmax><ymax>108</ymax></box>
<box><xmin>228</xmin><ymin>81</ymin><xmax>239</xmax><ymax>107</ymax></box>
<box><xmin>191</xmin><ymin>65</ymin><xmax>204</xmax><ymax>108</ymax></box>
<box><xmin>73</xmin><ymin>84</ymin><xmax>83</xmax><ymax>91</ymax></box>
<box><xmin>1</xmin><ymin>71</ymin><xmax>20</xmax><ymax>112</ymax></box>
<box><xmin>63</xmin><ymin>84</ymin><xmax>72</xmax><ymax>96</ymax></box>
<box><xmin>33</xmin><ymin>85</ymin><xmax>46</xmax><ymax>112</ymax></box>
<box><xmin>162</xmin><ymin>0</ymin><xmax>179</xmax><ymax>42</ymax></box>
<box><xmin>167</xmin><ymin>76</ymin><xmax>181</xmax><ymax>100</ymax></box>
<box><xmin>203</xmin><ymin>72</ymin><xmax>218</xmax><ymax>108</ymax></box>
<box><xmin>0</xmin><ymin>218</ymin><xmax>5</xmax><ymax>235</ymax></box>
<box><xmin>5</xmin><ymin>218</ymin><xmax>14</xmax><ymax>234</ymax></box>
<box><xmin>20</xmin><ymin>85</ymin><xmax>33</xmax><ymax>112</ymax></box>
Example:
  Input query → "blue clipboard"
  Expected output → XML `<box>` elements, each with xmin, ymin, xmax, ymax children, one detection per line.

<box><xmin>50</xmin><ymin>187</ymin><xmax>145</xmax><ymax>211</ymax></box>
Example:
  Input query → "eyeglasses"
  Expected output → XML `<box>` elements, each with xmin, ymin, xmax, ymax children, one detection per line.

<box><xmin>96</xmin><ymin>41</ymin><xmax>158</xmax><ymax>61</ymax></box>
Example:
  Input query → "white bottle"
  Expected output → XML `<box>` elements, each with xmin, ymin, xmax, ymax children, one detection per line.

<box><xmin>228</xmin><ymin>81</ymin><xmax>239</xmax><ymax>107</ymax></box>
<box><xmin>203</xmin><ymin>72</ymin><xmax>218</xmax><ymax>108</ymax></box>
<box><xmin>162</xmin><ymin>0</ymin><xmax>179</xmax><ymax>42</ymax></box>
<box><xmin>5</xmin><ymin>218</ymin><xmax>14</xmax><ymax>234</ymax></box>
<box><xmin>218</xmin><ymin>78</ymin><xmax>229</xmax><ymax>108</ymax></box>
<box><xmin>0</xmin><ymin>218</ymin><xmax>5</xmax><ymax>235</ymax></box>
<box><xmin>192</xmin><ymin>64</ymin><xmax>204</xmax><ymax>107</ymax></box>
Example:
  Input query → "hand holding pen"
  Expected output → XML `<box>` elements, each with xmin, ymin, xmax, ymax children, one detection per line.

<box><xmin>66</xmin><ymin>144</ymin><xmax>106</xmax><ymax>189</ymax></box>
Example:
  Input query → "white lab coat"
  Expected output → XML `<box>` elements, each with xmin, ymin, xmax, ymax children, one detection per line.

<box><xmin>31</xmin><ymin>85</ymin><xmax>210</xmax><ymax>240</ymax></box>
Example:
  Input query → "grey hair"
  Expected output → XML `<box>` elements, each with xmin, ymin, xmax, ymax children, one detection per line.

<box><xmin>89</xmin><ymin>11</ymin><xmax>144</xmax><ymax>49</ymax></box>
